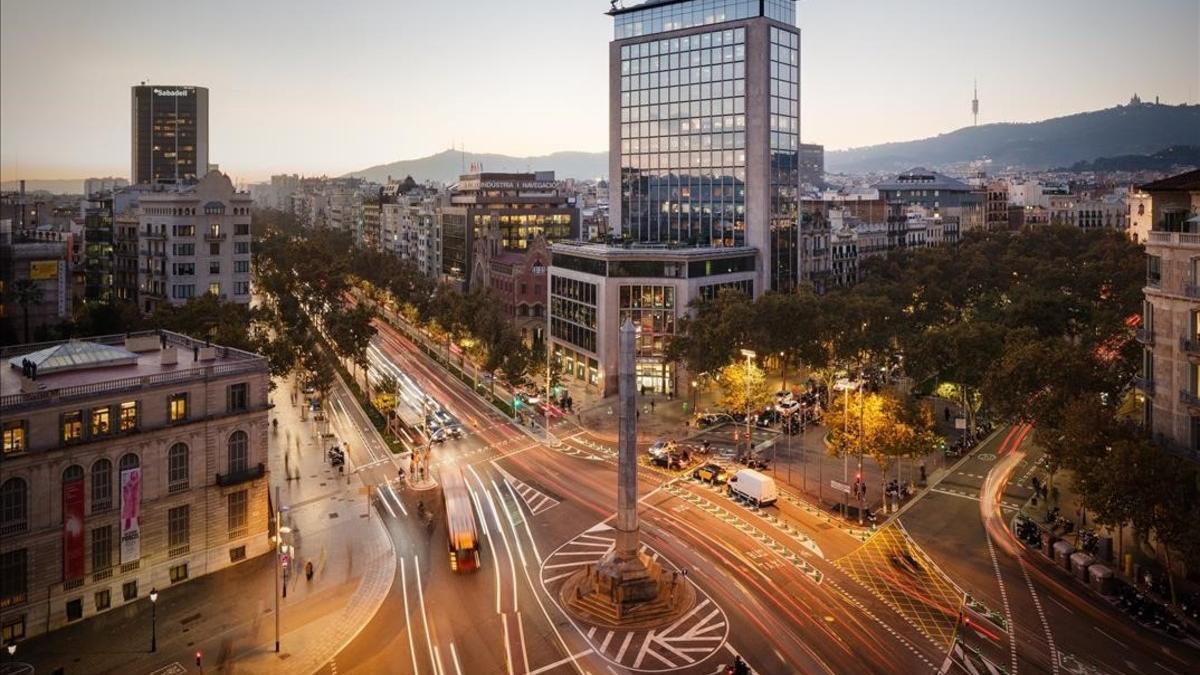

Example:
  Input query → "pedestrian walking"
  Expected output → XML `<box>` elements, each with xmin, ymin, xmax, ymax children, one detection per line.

<box><xmin>305</xmin><ymin>560</ymin><xmax>314</xmax><ymax>582</ymax></box>
<box><xmin>650</xmin><ymin>400</ymin><xmax>656</xmax><ymax>413</ymax></box>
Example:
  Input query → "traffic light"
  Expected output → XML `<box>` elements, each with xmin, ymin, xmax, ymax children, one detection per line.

<box><xmin>196</xmin><ymin>651</ymin><xmax>203</xmax><ymax>668</ymax></box>
<box><xmin>513</xmin><ymin>397</ymin><xmax>523</xmax><ymax>410</ymax></box>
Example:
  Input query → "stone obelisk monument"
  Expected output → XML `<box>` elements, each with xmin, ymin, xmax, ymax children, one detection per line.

<box><xmin>562</xmin><ymin>319</ymin><xmax>694</xmax><ymax>627</ymax></box>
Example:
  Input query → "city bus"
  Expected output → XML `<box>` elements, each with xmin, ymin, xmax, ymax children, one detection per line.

<box><xmin>441</xmin><ymin>465</ymin><xmax>481</xmax><ymax>573</ymax></box>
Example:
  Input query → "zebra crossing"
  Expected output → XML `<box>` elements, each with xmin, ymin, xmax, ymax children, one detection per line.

<box><xmin>944</xmin><ymin>639</ymin><xmax>1006</xmax><ymax>675</ymax></box>
<box><xmin>494</xmin><ymin>465</ymin><xmax>560</xmax><ymax>516</ymax></box>
<box><xmin>540</xmin><ymin>522</ymin><xmax>729</xmax><ymax>672</ymax></box>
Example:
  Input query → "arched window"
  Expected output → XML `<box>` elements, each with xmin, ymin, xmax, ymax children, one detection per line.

<box><xmin>91</xmin><ymin>459</ymin><xmax>113</xmax><ymax>512</ymax></box>
<box><xmin>168</xmin><ymin>443</ymin><xmax>189</xmax><ymax>492</ymax></box>
<box><xmin>118</xmin><ymin>453</ymin><xmax>140</xmax><ymax>472</ymax></box>
<box><xmin>63</xmin><ymin>465</ymin><xmax>84</xmax><ymax>483</ymax></box>
<box><xmin>228</xmin><ymin>431</ymin><xmax>248</xmax><ymax>474</ymax></box>
<box><xmin>0</xmin><ymin>478</ymin><xmax>27</xmax><ymax>532</ymax></box>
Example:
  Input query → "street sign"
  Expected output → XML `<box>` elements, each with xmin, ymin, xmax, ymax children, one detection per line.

<box><xmin>954</xmin><ymin>417</ymin><xmax>967</xmax><ymax>430</ymax></box>
<box><xmin>830</xmin><ymin>479</ymin><xmax>851</xmax><ymax>494</ymax></box>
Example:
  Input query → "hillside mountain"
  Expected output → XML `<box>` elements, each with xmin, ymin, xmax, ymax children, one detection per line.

<box><xmin>346</xmin><ymin>149</ymin><xmax>607</xmax><ymax>184</ymax></box>
<box><xmin>0</xmin><ymin>179</ymin><xmax>87</xmax><ymax>194</ymax></box>
<box><xmin>1055</xmin><ymin>145</ymin><xmax>1200</xmax><ymax>173</ymax></box>
<box><xmin>827</xmin><ymin>103</ymin><xmax>1200</xmax><ymax>173</ymax></box>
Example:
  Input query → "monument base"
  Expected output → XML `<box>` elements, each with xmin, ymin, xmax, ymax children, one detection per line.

<box><xmin>560</xmin><ymin>549</ymin><xmax>696</xmax><ymax>629</ymax></box>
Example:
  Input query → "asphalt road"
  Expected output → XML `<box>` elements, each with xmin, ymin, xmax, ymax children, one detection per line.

<box><xmin>305</xmin><ymin>316</ymin><xmax>985</xmax><ymax>675</ymax></box>
<box><xmin>901</xmin><ymin>424</ymin><xmax>1200</xmax><ymax>675</ymax></box>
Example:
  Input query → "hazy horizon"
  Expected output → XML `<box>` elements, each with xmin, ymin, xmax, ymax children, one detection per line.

<box><xmin>2</xmin><ymin>0</ymin><xmax>1197</xmax><ymax>183</ymax></box>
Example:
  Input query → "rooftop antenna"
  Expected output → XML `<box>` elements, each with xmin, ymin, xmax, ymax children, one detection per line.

<box><xmin>972</xmin><ymin>80</ymin><xmax>979</xmax><ymax>127</ymax></box>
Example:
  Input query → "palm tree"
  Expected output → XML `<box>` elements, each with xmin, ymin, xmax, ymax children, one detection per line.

<box><xmin>14</xmin><ymin>279</ymin><xmax>42</xmax><ymax>344</ymax></box>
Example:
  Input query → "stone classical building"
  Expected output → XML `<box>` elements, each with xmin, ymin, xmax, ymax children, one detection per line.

<box><xmin>0</xmin><ymin>331</ymin><xmax>271</xmax><ymax>641</ymax></box>
<box><xmin>136</xmin><ymin>171</ymin><xmax>253</xmax><ymax>314</ymax></box>
<box><xmin>1138</xmin><ymin>170</ymin><xmax>1200</xmax><ymax>460</ymax></box>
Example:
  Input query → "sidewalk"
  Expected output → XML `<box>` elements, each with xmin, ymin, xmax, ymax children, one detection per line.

<box><xmin>10</xmin><ymin>374</ymin><xmax>394</xmax><ymax>675</ymax></box>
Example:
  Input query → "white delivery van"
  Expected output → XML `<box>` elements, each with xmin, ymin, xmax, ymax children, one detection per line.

<box><xmin>727</xmin><ymin>468</ymin><xmax>779</xmax><ymax>507</ymax></box>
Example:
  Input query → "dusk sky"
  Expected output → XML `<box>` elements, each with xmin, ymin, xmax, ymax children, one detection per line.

<box><xmin>2</xmin><ymin>0</ymin><xmax>1197</xmax><ymax>182</ymax></box>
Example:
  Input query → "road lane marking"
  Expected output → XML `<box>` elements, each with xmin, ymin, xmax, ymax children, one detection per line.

<box><xmin>493</xmin><ymin>478</ymin><xmax>529</xmax><ymax>568</ymax></box>
<box><xmin>985</xmin><ymin>526</ymin><xmax>1019</xmax><ymax>675</ymax></box>
<box><xmin>518</xmin><ymin>611</ymin><xmax>531</xmax><ymax>675</ymax></box>
<box><xmin>502</xmin><ymin>613</ymin><xmax>515</xmax><ymax>675</ymax></box>
<box><xmin>1046</xmin><ymin>594</ymin><xmax>1073</xmax><ymax>614</ymax></box>
<box><xmin>381</xmin><ymin>482</ymin><xmax>407</xmax><ymax>515</ymax></box>
<box><xmin>469</xmin><ymin>466</ymin><xmax>519</xmax><ymax>613</ymax></box>
<box><xmin>615</xmin><ymin>632</ymin><xmax>634</xmax><ymax>662</ymax></box>
<box><xmin>449</xmin><ymin>642</ymin><xmax>464</xmax><ymax>675</ymax></box>
<box><xmin>377</xmin><ymin>487</ymin><xmax>397</xmax><ymax>518</ymax></box>
<box><xmin>400</xmin><ymin>557</ymin><xmax>420</xmax><ymax>675</ymax></box>
<box><xmin>413</xmin><ymin>554</ymin><xmax>440</xmax><ymax>675</ymax></box>
<box><xmin>504</xmin><ymin>479</ymin><xmax>545</xmax><ymax>565</ymax></box>
<box><xmin>1018</xmin><ymin>558</ymin><xmax>1059</xmax><ymax>674</ymax></box>
<box><xmin>526</xmin><ymin>649</ymin><xmax>595</xmax><ymax>675</ymax></box>
<box><xmin>1094</xmin><ymin>626</ymin><xmax>1127</xmax><ymax>648</ymax></box>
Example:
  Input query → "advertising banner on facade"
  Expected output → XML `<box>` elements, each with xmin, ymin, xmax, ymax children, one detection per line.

<box><xmin>29</xmin><ymin>260</ymin><xmax>58</xmax><ymax>279</ymax></box>
<box><xmin>63</xmin><ymin>478</ymin><xmax>85</xmax><ymax>580</ymax></box>
<box><xmin>120</xmin><ymin>468</ymin><xmax>142</xmax><ymax>563</ymax></box>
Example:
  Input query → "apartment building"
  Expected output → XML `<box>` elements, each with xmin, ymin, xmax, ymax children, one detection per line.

<box><xmin>0</xmin><ymin>330</ymin><xmax>271</xmax><ymax>641</ymax></box>
<box><xmin>1138</xmin><ymin>170</ymin><xmax>1200</xmax><ymax>461</ymax></box>
<box><xmin>135</xmin><ymin>171</ymin><xmax>253</xmax><ymax>314</ymax></box>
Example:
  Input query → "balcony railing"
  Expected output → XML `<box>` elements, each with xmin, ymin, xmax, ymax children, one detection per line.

<box><xmin>216</xmin><ymin>462</ymin><xmax>266</xmax><ymax>487</ymax></box>
<box><xmin>204</xmin><ymin>232</ymin><xmax>227</xmax><ymax>242</ymax></box>
<box><xmin>1136</xmin><ymin>328</ymin><xmax>1155</xmax><ymax>345</ymax></box>
<box><xmin>1134</xmin><ymin>377</ymin><xmax>1155</xmax><ymax>395</ymax></box>
<box><xmin>1147</xmin><ymin>229</ymin><xmax>1200</xmax><ymax>247</ymax></box>
<box><xmin>1181</xmin><ymin>390</ymin><xmax>1200</xmax><ymax>409</ymax></box>
<box><xmin>1182</xmin><ymin>337</ymin><xmax>1200</xmax><ymax>356</ymax></box>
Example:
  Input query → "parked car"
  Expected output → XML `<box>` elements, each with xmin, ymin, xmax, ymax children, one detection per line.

<box><xmin>648</xmin><ymin>439</ymin><xmax>674</xmax><ymax>458</ymax></box>
<box><xmin>727</xmin><ymin>469</ymin><xmax>778</xmax><ymax>507</ymax></box>
<box><xmin>693</xmin><ymin>412</ymin><xmax>732</xmax><ymax>428</ymax></box>
<box><xmin>692</xmin><ymin>463</ymin><xmax>730</xmax><ymax>484</ymax></box>
<box><xmin>651</xmin><ymin>448</ymin><xmax>691</xmax><ymax>470</ymax></box>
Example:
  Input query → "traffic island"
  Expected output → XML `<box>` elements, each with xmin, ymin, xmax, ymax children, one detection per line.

<box><xmin>560</xmin><ymin>550</ymin><xmax>696</xmax><ymax>629</ymax></box>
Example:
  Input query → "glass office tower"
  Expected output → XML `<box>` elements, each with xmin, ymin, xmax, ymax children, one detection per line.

<box><xmin>131</xmin><ymin>85</ymin><xmax>209</xmax><ymax>185</ymax></box>
<box><xmin>608</xmin><ymin>0</ymin><xmax>799</xmax><ymax>292</ymax></box>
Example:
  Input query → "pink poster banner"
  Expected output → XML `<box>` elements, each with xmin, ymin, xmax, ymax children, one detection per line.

<box><xmin>120</xmin><ymin>467</ymin><xmax>142</xmax><ymax>563</ymax></box>
<box><xmin>63</xmin><ymin>478</ymin><xmax>85</xmax><ymax>580</ymax></box>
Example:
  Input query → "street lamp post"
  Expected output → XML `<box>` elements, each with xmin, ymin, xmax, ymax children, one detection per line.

<box><xmin>149</xmin><ymin>587</ymin><xmax>158</xmax><ymax>652</ymax></box>
<box><xmin>690</xmin><ymin>379</ymin><xmax>698</xmax><ymax>414</ymax></box>
<box><xmin>740</xmin><ymin>349</ymin><xmax>756</xmax><ymax>460</ymax></box>
<box><xmin>7</xmin><ymin>641</ymin><xmax>17</xmax><ymax>663</ymax></box>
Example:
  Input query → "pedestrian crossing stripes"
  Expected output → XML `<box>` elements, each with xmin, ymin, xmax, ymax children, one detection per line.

<box><xmin>540</xmin><ymin>523</ymin><xmax>729</xmax><ymax>672</ymax></box>
<box><xmin>504</xmin><ymin>474</ymin><xmax>560</xmax><ymax>516</ymax></box>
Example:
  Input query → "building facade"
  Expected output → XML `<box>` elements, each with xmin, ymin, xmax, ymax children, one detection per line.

<box><xmin>0</xmin><ymin>222</ymin><xmax>73</xmax><ymax>345</ymax></box>
<box><xmin>135</xmin><ymin>171</ymin><xmax>253</xmax><ymax>314</ymax></box>
<box><xmin>798</xmin><ymin>142</ymin><xmax>824</xmax><ymax>189</ymax></box>
<box><xmin>549</xmin><ymin>242</ymin><xmax>756</xmax><ymax>396</ymax></box>
<box><xmin>131</xmin><ymin>85</ymin><xmax>209</xmax><ymax>186</ymax></box>
<box><xmin>547</xmin><ymin>0</ymin><xmax>801</xmax><ymax>396</ymax></box>
<box><xmin>1138</xmin><ymin>170</ymin><xmax>1200</xmax><ymax>461</ymax></box>
<box><xmin>609</xmin><ymin>0</ymin><xmax>801</xmax><ymax>295</ymax></box>
<box><xmin>0</xmin><ymin>331</ymin><xmax>271</xmax><ymax>641</ymax></box>
<box><xmin>442</xmin><ymin>172</ymin><xmax>578</xmax><ymax>289</ymax></box>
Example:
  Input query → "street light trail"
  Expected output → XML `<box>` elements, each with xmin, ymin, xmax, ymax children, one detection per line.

<box><xmin>468</xmin><ymin>468</ymin><xmax>519</xmax><ymax>613</ymax></box>
<box><xmin>413</xmin><ymin>554</ymin><xmax>441</xmax><ymax>675</ymax></box>
<box><xmin>400</xmin><ymin>557</ymin><xmax>421</xmax><ymax>675</ymax></box>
